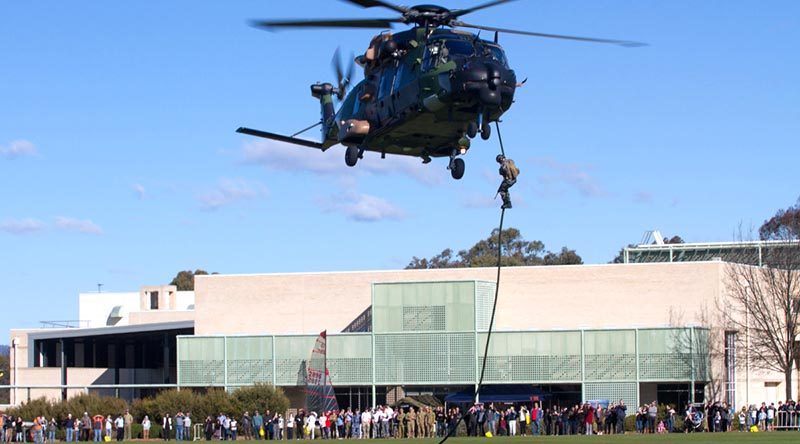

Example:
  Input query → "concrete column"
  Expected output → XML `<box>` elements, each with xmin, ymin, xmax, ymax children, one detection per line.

<box><xmin>60</xmin><ymin>339</ymin><xmax>67</xmax><ymax>400</ymax></box>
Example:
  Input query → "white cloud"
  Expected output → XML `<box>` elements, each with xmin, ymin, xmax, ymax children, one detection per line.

<box><xmin>132</xmin><ymin>183</ymin><xmax>146</xmax><ymax>200</ymax></box>
<box><xmin>54</xmin><ymin>217</ymin><xmax>103</xmax><ymax>235</ymax></box>
<box><xmin>531</xmin><ymin>157</ymin><xmax>607</xmax><ymax>198</ymax></box>
<box><xmin>241</xmin><ymin>139</ymin><xmax>442</xmax><ymax>185</ymax></box>
<box><xmin>318</xmin><ymin>191</ymin><xmax>406</xmax><ymax>222</ymax></box>
<box><xmin>0</xmin><ymin>140</ymin><xmax>38</xmax><ymax>158</ymax></box>
<box><xmin>198</xmin><ymin>178</ymin><xmax>267</xmax><ymax>211</ymax></box>
<box><xmin>0</xmin><ymin>218</ymin><xmax>47</xmax><ymax>235</ymax></box>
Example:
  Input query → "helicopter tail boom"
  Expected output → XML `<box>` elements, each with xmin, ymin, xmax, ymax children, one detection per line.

<box><xmin>236</xmin><ymin>127</ymin><xmax>332</xmax><ymax>151</ymax></box>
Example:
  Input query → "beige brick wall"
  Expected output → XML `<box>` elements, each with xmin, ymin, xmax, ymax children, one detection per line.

<box><xmin>193</xmin><ymin>262</ymin><xmax>724</xmax><ymax>336</ymax></box>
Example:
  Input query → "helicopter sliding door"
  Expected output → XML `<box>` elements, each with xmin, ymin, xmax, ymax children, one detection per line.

<box><xmin>392</xmin><ymin>60</ymin><xmax>420</xmax><ymax>119</ymax></box>
<box><xmin>376</xmin><ymin>63</ymin><xmax>397</xmax><ymax>125</ymax></box>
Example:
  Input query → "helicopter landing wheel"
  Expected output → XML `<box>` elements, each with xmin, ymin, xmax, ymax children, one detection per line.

<box><xmin>480</xmin><ymin>122</ymin><xmax>491</xmax><ymax>140</ymax></box>
<box><xmin>345</xmin><ymin>146</ymin><xmax>359</xmax><ymax>167</ymax></box>
<box><xmin>466</xmin><ymin>122</ymin><xmax>478</xmax><ymax>139</ymax></box>
<box><xmin>450</xmin><ymin>158</ymin><xmax>465</xmax><ymax>180</ymax></box>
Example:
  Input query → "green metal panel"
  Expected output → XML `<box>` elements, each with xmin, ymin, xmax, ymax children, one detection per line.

<box><xmin>478</xmin><ymin>332</ymin><xmax>582</xmax><ymax>382</ymax></box>
<box><xmin>372</xmin><ymin>282</ymin><xmax>476</xmax><ymax>333</ymax></box>
<box><xmin>584</xmin><ymin>382</ymin><xmax>637</xmax><ymax>407</ymax></box>
<box><xmin>273</xmin><ymin>335</ymin><xmax>318</xmax><ymax>386</ymax></box>
<box><xmin>638</xmin><ymin>329</ymin><xmax>691</xmax><ymax>381</ymax></box>
<box><xmin>178</xmin><ymin>337</ymin><xmax>225</xmax><ymax>386</ymax></box>
<box><xmin>374</xmin><ymin>332</ymin><xmax>475</xmax><ymax>384</ymax></box>
<box><xmin>475</xmin><ymin>281</ymin><xmax>496</xmax><ymax>332</ymax></box>
<box><xmin>225</xmin><ymin>336</ymin><xmax>274</xmax><ymax>385</ymax></box>
<box><xmin>327</xmin><ymin>334</ymin><xmax>372</xmax><ymax>385</ymax></box>
<box><xmin>584</xmin><ymin>330</ymin><xmax>636</xmax><ymax>381</ymax></box>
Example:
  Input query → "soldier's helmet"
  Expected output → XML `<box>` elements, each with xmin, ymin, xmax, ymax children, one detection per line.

<box><xmin>496</xmin><ymin>154</ymin><xmax>505</xmax><ymax>163</ymax></box>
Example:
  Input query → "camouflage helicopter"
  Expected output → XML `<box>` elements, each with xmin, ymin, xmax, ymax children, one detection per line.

<box><xmin>237</xmin><ymin>0</ymin><xmax>642</xmax><ymax>180</ymax></box>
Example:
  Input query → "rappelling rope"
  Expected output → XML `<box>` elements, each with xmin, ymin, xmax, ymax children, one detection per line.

<box><xmin>439</xmin><ymin>124</ymin><xmax>508</xmax><ymax>444</ymax></box>
<box><xmin>495</xmin><ymin>121</ymin><xmax>505</xmax><ymax>157</ymax></box>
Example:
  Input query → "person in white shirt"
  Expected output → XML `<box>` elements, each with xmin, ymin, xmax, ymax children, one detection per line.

<box><xmin>360</xmin><ymin>410</ymin><xmax>371</xmax><ymax>439</ymax></box>
<box><xmin>306</xmin><ymin>413</ymin><xmax>317</xmax><ymax>440</ymax></box>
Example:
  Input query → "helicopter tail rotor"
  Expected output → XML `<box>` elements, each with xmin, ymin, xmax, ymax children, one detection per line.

<box><xmin>332</xmin><ymin>47</ymin><xmax>356</xmax><ymax>101</ymax></box>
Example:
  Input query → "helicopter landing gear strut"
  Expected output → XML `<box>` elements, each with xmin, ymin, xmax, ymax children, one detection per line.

<box><xmin>467</xmin><ymin>110</ymin><xmax>491</xmax><ymax>140</ymax></box>
<box><xmin>345</xmin><ymin>146</ymin><xmax>364</xmax><ymax>167</ymax></box>
<box><xmin>448</xmin><ymin>149</ymin><xmax>465</xmax><ymax>180</ymax></box>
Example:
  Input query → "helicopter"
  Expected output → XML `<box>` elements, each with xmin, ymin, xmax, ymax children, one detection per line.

<box><xmin>237</xmin><ymin>0</ymin><xmax>643</xmax><ymax>180</ymax></box>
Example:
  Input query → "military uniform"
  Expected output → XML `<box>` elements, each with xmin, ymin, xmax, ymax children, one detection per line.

<box><xmin>397</xmin><ymin>411</ymin><xmax>405</xmax><ymax>438</ymax></box>
<box><xmin>427</xmin><ymin>408</ymin><xmax>436</xmax><ymax>437</ymax></box>
<box><xmin>406</xmin><ymin>409</ymin><xmax>416</xmax><ymax>438</ymax></box>
<box><xmin>496</xmin><ymin>155</ymin><xmax>519</xmax><ymax>209</ymax></box>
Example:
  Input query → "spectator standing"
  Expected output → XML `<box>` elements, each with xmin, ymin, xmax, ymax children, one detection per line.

<box><xmin>175</xmin><ymin>413</ymin><xmax>184</xmax><ymax>441</ymax></box>
<box><xmin>92</xmin><ymin>415</ymin><xmax>104</xmax><ymax>442</ymax></box>
<box><xmin>81</xmin><ymin>413</ymin><xmax>91</xmax><ymax>442</ymax></box>
<box><xmin>252</xmin><ymin>411</ymin><xmax>262</xmax><ymax>440</ymax></box>
<box><xmin>73</xmin><ymin>417</ymin><xmax>80</xmax><ymax>442</ymax></box>
<box><xmin>647</xmin><ymin>402</ymin><xmax>658</xmax><ymax>434</ymax></box>
<box><xmin>15</xmin><ymin>417</ymin><xmax>23</xmax><ymax>443</ymax></box>
<box><xmin>124</xmin><ymin>411</ymin><xmax>134</xmax><ymax>441</ymax></box>
<box><xmin>185</xmin><ymin>414</ymin><xmax>192</xmax><ymax>441</ymax></box>
<box><xmin>143</xmin><ymin>416</ymin><xmax>152</xmax><ymax>440</ymax></box>
<box><xmin>48</xmin><ymin>418</ymin><xmax>56</xmax><ymax>443</ymax></box>
<box><xmin>585</xmin><ymin>404</ymin><xmax>595</xmax><ymax>435</ymax></box>
<box><xmin>615</xmin><ymin>401</ymin><xmax>627</xmax><ymax>434</ymax></box>
<box><xmin>115</xmin><ymin>416</ymin><xmax>124</xmax><ymax>442</ymax></box>
<box><xmin>105</xmin><ymin>415</ymin><xmax>113</xmax><ymax>440</ymax></box>
<box><xmin>162</xmin><ymin>413</ymin><xmax>173</xmax><ymax>441</ymax></box>
<box><xmin>231</xmin><ymin>417</ymin><xmax>238</xmax><ymax>441</ymax></box>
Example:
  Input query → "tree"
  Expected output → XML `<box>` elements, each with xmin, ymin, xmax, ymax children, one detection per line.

<box><xmin>406</xmin><ymin>228</ymin><xmax>582</xmax><ymax>269</ymax></box>
<box><xmin>723</xmin><ymin>201</ymin><xmax>800</xmax><ymax>401</ymax></box>
<box><xmin>169</xmin><ymin>269</ymin><xmax>216</xmax><ymax>291</ymax></box>
<box><xmin>760</xmin><ymin>201</ymin><xmax>800</xmax><ymax>240</ymax></box>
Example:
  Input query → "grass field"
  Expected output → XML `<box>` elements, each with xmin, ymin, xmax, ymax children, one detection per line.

<box><xmin>123</xmin><ymin>434</ymin><xmax>800</xmax><ymax>444</ymax></box>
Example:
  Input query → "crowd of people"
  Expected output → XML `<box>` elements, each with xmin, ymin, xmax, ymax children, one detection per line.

<box><xmin>3</xmin><ymin>398</ymin><xmax>800</xmax><ymax>441</ymax></box>
<box><xmin>201</xmin><ymin>406</ymin><xmax>459</xmax><ymax>441</ymax></box>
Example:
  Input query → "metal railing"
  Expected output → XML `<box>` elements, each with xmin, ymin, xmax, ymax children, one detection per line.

<box><xmin>38</xmin><ymin>320</ymin><xmax>92</xmax><ymax>329</ymax></box>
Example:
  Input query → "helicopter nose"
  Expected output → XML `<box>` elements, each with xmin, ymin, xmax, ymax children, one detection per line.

<box><xmin>486</xmin><ymin>63</ymin><xmax>501</xmax><ymax>91</ymax></box>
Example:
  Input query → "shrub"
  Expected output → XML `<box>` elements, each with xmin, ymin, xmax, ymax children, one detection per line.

<box><xmin>231</xmin><ymin>384</ymin><xmax>289</xmax><ymax>417</ymax></box>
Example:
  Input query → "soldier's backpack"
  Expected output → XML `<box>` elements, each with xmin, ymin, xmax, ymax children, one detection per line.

<box><xmin>504</xmin><ymin>159</ymin><xmax>520</xmax><ymax>180</ymax></box>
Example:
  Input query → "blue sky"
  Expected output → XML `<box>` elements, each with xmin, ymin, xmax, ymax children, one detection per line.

<box><xmin>1</xmin><ymin>1</ymin><xmax>798</xmax><ymax>335</ymax></box>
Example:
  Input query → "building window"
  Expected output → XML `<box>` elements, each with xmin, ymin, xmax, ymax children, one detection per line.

<box><xmin>150</xmin><ymin>291</ymin><xmax>159</xmax><ymax>310</ymax></box>
<box><xmin>724</xmin><ymin>331</ymin><xmax>737</xmax><ymax>407</ymax></box>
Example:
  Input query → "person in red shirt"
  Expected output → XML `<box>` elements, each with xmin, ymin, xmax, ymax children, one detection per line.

<box><xmin>585</xmin><ymin>404</ymin><xmax>595</xmax><ymax>435</ymax></box>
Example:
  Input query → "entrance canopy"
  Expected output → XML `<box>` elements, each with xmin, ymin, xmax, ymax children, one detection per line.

<box><xmin>444</xmin><ymin>385</ymin><xmax>548</xmax><ymax>404</ymax></box>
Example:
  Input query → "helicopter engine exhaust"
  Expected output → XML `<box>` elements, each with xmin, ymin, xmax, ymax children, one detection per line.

<box><xmin>311</xmin><ymin>83</ymin><xmax>336</xmax><ymax>140</ymax></box>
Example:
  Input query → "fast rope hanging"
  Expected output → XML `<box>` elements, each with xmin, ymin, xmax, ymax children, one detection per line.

<box><xmin>438</xmin><ymin>120</ymin><xmax>508</xmax><ymax>444</ymax></box>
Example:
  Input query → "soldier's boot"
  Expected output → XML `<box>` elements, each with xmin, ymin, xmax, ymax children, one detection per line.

<box><xmin>501</xmin><ymin>192</ymin><xmax>512</xmax><ymax>209</ymax></box>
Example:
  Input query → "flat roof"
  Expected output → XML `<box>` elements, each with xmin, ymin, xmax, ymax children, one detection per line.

<box><xmin>25</xmin><ymin>320</ymin><xmax>194</xmax><ymax>341</ymax></box>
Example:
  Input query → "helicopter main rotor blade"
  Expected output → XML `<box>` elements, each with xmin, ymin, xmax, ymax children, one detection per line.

<box><xmin>341</xmin><ymin>0</ymin><xmax>408</xmax><ymax>14</ymax></box>
<box><xmin>450</xmin><ymin>0</ymin><xmax>517</xmax><ymax>18</ymax></box>
<box><xmin>452</xmin><ymin>21</ymin><xmax>646</xmax><ymax>47</ymax></box>
<box><xmin>252</xmin><ymin>18</ymin><xmax>401</xmax><ymax>30</ymax></box>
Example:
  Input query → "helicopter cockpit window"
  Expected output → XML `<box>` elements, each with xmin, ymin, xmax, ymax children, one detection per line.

<box><xmin>484</xmin><ymin>44</ymin><xmax>509</xmax><ymax>67</ymax></box>
<box><xmin>443</xmin><ymin>39</ymin><xmax>475</xmax><ymax>58</ymax></box>
<box><xmin>423</xmin><ymin>39</ymin><xmax>475</xmax><ymax>71</ymax></box>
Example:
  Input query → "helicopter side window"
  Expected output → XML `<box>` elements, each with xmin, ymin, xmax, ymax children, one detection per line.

<box><xmin>378</xmin><ymin>64</ymin><xmax>396</xmax><ymax>99</ymax></box>
<box><xmin>393</xmin><ymin>62</ymin><xmax>414</xmax><ymax>92</ymax></box>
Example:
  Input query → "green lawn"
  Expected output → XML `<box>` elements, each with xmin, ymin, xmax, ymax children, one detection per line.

<box><xmin>112</xmin><ymin>434</ymin><xmax>800</xmax><ymax>444</ymax></box>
